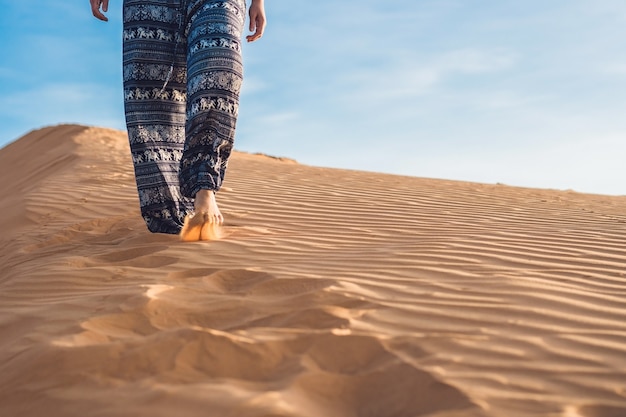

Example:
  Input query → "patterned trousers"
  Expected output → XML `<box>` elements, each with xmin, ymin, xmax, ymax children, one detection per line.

<box><xmin>123</xmin><ymin>0</ymin><xmax>246</xmax><ymax>234</ymax></box>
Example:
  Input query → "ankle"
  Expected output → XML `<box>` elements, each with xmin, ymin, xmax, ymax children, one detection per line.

<box><xmin>194</xmin><ymin>189</ymin><xmax>216</xmax><ymax>212</ymax></box>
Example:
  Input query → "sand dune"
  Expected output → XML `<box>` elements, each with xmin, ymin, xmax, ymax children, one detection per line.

<box><xmin>1</xmin><ymin>125</ymin><xmax>626</xmax><ymax>417</ymax></box>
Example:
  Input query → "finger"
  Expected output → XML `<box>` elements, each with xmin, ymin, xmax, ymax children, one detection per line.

<box><xmin>257</xmin><ymin>15</ymin><xmax>266</xmax><ymax>33</ymax></box>
<box><xmin>91</xmin><ymin>0</ymin><xmax>108</xmax><ymax>21</ymax></box>
<box><xmin>246</xmin><ymin>29</ymin><xmax>263</xmax><ymax>42</ymax></box>
<box><xmin>249</xmin><ymin>14</ymin><xmax>256</xmax><ymax>33</ymax></box>
<box><xmin>95</xmin><ymin>12</ymin><xmax>109</xmax><ymax>21</ymax></box>
<box><xmin>256</xmin><ymin>16</ymin><xmax>266</xmax><ymax>37</ymax></box>
<box><xmin>102</xmin><ymin>0</ymin><xmax>109</xmax><ymax>12</ymax></box>
<box><xmin>92</xmin><ymin>8</ymin><xmax>107</xmax><ymax>21</ymax></box>
<box><xmin>246</xmin><ymin>33</ymin><xmax>260</xmax><ymax>42</ymax></box>
<box><xmin>246</xmin><ymin>17</ymin><xmax>265</xmax><ymax>42</ymax></box>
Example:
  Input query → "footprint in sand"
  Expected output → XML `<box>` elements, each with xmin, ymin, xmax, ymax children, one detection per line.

<box><xmin>93</xmin><ymin>246</ymin><xmax>177</xmax><ymax>268</ymax></box>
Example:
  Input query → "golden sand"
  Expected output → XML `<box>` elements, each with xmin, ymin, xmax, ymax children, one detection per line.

<box><xmin>1</xmin><ymin>125</ymin><xmax>626</xmax><ymax>416</ymax></box>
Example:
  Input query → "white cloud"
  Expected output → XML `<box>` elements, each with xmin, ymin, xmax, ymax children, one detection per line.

<box><xmin>435</xmin><ymin>48</ymin><xmax>518</xmax><ymax>74</ymax></box>
<box><xmin>333</xmin><ymin>47</ymin><xmax>518</xmax><ymax>109</ymax></box>
<box><xmin>468</xmin><ymin>90</ymin><xmax>552</xmax><ymax>110</ymax></box>
<box><xmin>599</xmin><ymin>63</ymin><xmax>626</xmax><ymax>76</ymax></box>
<box><xmin>4</xmin><ymin>0</ymin><xmax>626</xmax><ymax>197</ymax></box>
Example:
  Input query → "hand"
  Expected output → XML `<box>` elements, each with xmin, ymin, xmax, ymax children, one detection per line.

<box><xmin>246</xmin><ymin>0</ymin><xmax>266</xmax><ymax>42</ymax></box>
<box><xmin>91</xmin><ymin>0</ymin><xmax>109</xmax><ymax>22</ymax></box>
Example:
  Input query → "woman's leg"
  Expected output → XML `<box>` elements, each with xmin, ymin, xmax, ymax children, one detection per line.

<box><xmin>123</xmin><ymin>0</ymin><xmax>193</xmax><ymax>234</ymax></box>
<box><xmin>179</xmin><ymin>0</ymin><xmax>246</xmax><ymax>206</ymax></box>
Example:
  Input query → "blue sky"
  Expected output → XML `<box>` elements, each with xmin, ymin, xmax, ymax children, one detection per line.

<box><xmin>2</xmin><ymin>0</ymin><xmax>626</xmax><ymax>195</ymax></box>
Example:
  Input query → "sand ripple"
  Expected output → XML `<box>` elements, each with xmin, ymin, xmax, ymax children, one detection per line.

<box><xmin>1</xmin><ymin>126</ymin><xmax>626</xmax><ymax>416</ymax></box>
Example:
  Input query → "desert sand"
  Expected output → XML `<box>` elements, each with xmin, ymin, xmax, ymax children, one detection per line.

<box><xmin>1</xmin><ymin>124</ymin><xmax>626</xmax><ymax>417</ymax></box>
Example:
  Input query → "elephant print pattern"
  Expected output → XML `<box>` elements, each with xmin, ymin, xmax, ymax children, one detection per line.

<box><xmin>123</xmin><ymin>0</ymin><xmax>246</xmax><ymax>234</ymax></box>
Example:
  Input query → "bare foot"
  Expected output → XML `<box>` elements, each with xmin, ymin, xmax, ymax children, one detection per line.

<box><xmin>194</xmin><ymin>190</ymin><xmax>224</xmax><ymax>225</ymax></box>
<box><xmin>179</xmin><ymin>190</ymin><xmax>223</xmax><ymax>242</ymax></box>
<box><xmin>180</xmin><ymin>212</ymin><xmax>222</xmax><ymax>241</ymax></box>
<box><xmin>179</xmin><ymin>212</ymin><xmax>205</xmax><ymax>242</ymax></box>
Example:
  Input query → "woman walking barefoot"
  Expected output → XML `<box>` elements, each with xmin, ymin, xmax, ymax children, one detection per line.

<box><xmin>90</xmin><ymin>0</ymin><xmax>266</xmax><ymax>241</ymax></box>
